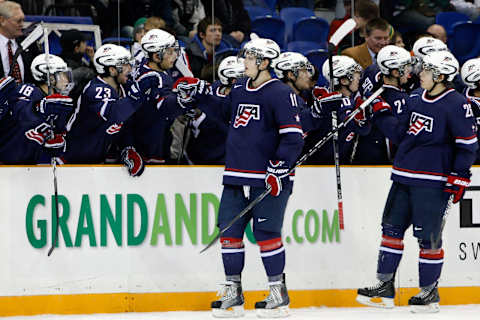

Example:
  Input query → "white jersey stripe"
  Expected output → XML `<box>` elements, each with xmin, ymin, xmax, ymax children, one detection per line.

<box><xmin>260</xmin><ymin>246</ymin><xmax>285</xmax><ymax>258</ymax></box>
<box><xmin>419</xmin><ymin>258</ymin><xmax>444</xmax><ymax>264</ymax></box>
<box><xmin>223</xmin><ymin>171</ymin><xmax>266</xmax><ymax>179</ymax></box>
<box><xmin>279</xmin><ymin>127</ymin><xmax>303</xmax><ymax>135</ymax></box>
<box><xmin>221</xmin><ymin>248</ymin><xmax>245</xmax><ymax>254</ymax></box>
<box><xmin>392</xmin><ymin>169</ymin><xmax>447</xmax><ymax>182</ymax></box>
<box><xmin>456</xmin><ymin>137</ymin><xmax>478</xmax><ymax>145</ymax></box>
<box><xmin>380</xmin><ymin>246</ymin><xmax>404</xmax><ymax>255</ymax></box>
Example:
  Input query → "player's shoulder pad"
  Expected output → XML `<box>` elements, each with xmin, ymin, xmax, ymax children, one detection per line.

<box><xmin>16</xmin><ymin>83</ymin><xmax>43</xmax><ymax>101</ymax></box>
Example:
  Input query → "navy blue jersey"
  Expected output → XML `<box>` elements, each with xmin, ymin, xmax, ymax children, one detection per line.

<box><xmin>121</xmin><ymin>63</ymin><xmax>185</xmax><ymax>161</ymax></box>
<box><xmin>352</xmin><ymin>84</ymin><xmax>409</xmax><ymax>164</ymax></box>
<box><xmin>375</xmin><ymin>88</ymin><xmax>478</xmax><ymax>187</ymax></box>
<box><xmin>222</xmin><ymin>78</ymin><xmax>304</xmax><ymax>187</ymax></box>
<box><xmin>359</xmin><ymin>64</ymin><xmax>381</xmax><ymax>98</ymax></box>
<box><xmin>464</xmin><ymin>87</ymin><xmax>480</xmax><ymax>162</ymax></box>
<box><xmin>64</xmin><ymin>76</ymin><xmax>141</xmax><ymax>163</ymax></box>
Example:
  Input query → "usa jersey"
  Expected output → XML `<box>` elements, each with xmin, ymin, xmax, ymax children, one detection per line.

<box><xmin>359</xmin><ymin>64</ymin><xmax>381</xmax><ymax>98</ymax></box>
<box><xmin>353</xmin><ymin>84</ymin><xmax>408</xmax><ymax>164</ymax></box>
<box><xmin>375</xmin><ymin>88</ymin><xmax>478</xmax><ymax>187</ymax></box>
<box><xmin>121</xmin><ymin>63</ymin><xmax>185</xmax><ymax>162</ymax></box>
<box><xmin>222</xmin><ymin>78</ymin><xmax>304</xmax><ymax>187</ymax></box>
<box><xmin>464</xmin><ymin>87</ymin><xmax>480</xmax><ymax>162</ymax></box>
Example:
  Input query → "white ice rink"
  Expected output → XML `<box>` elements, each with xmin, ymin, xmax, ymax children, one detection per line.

<box><xmin>3</xmin><ymin>305</ymin><xmax>480</xmax><ymax>320</ymax></box>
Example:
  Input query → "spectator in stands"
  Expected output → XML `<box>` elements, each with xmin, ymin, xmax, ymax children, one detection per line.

<box><xmin>132</xmin><ymin>17</ymin><xmax>147</xmax><ymax>65</ymax></box>
<box><xmin>342</xmin><ymin>18</ymin><xmax>390</xmax><ymax>69</ymax></box>
<box><xmin>59</xmin><ymin>29</ymin><xmax>95</xmax><ymax>101</ymax></box>
<box><xmin>390</xmin><ymin>30</ymin><xmax>405</xmax><ymax>48</ymax></box>
<box><xmin>426</xmin><ymin>24</ymin><xmax>447</xmax><ymax>43</ymax></box>
<box><xmin>202</xmin><ymin>0</ymin><xmax>251</xmax><ymax>47</ymax></box>
<box><xmin>0</xmin><ymin>1</ymin><xmax>35</xmax><ymax>83</ymax></box>
<box><xmin>168</xmin><ymin>0</ymin><xmax>206</xmax><ymax>38</ymax></box>
<box><xmin>186</xmin><ymin>16</ymin><xmax>231</xmax><ymax>80</ymax></box>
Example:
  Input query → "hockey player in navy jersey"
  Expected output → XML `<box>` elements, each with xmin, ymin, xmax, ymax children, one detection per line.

<box><xmin>356</xmin><ymin>51</ymin><xmax>478</xmax><ymax>312</ymax></box>
<box><xmin>461</xmin><ymin>58</ymin><xmax>480</xmax><ymax>162</ymax></box>
<box><xmin>209</xmin><ymin>38</ymin><xmax>304</xmax><ymax>318</ymax></box>
<box><xmin>63</xmin><ymin>44</ymin><xmax>147</xmax><ymax>176</ymax></box>
<box><xmin>121</xmin><ymin>29</ymin><xmax>201</xmax><ymax>164</ymax></box>
<box><xmin>186</xmin><ymin>56</ymin><xmax>244</xmax><ymax>164</ymax></box>
<box><xmin>352</xmin><ymin>45</ymin><xmax>412</xmax><ymax>164</ymax></box>
<box><xmin>0</xmin><ymin>54</ymin><xmax>74</xmax><ymax>164</ymax></box>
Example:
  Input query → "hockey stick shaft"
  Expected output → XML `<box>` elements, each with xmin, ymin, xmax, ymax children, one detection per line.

<box><xmin>177</xmin><ymin>117</ymin><xmax>191</xmax><ymax>164</ymax></box>
<box><xmin>200</xmin><ymin>87</ymin><xmax>384</xmax><ymax>253</ymax></box>
<box><xmin>9</xmin><ymin>23</ymin><xmax>43</xmax><ymax>77</ymax></box>
<box><xmin>331</xmin><ymin>111</ymin><xmax>344</xmax><ymax>229</ymax></box>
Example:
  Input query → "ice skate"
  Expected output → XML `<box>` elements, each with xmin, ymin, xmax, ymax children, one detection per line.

<box><xmin>255</xmin><ymin>274</ymin><xmax>290</xmax><ymax>318</ymax></box>
<box><xmin>408</xmin><ymin>282</ymin><xmax>440</xmax><ymax>313</ymax></box>
<box><xmin>356</xmin><ymin>279</ymin><xmax>395</xmax><ymax>308</ymax></box>
<box><xmin>211</xmin><ymin>281</ymin><xmax>245</xmax><ymax>318</ymax></box>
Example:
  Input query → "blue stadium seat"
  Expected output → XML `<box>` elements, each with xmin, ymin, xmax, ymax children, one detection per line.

<box><xmin>448</xmin><ymin>22</ymin><xmax>480</xmax><ymax>65</ymax></box>
<box><xmin>474</xmin><ymin>15</ymin><xmax>480</xmax><ymax>24</ymax></box>
<box><xmin>25</xmin><ymin>15</ymin><xmax>93</xmax><ymax>25</ymax></box>
<box><xmin>435</xmin><ymin>11</ymin><xmax>470</xmax><ymax>36</ymax></box>
<box><xmin>244</xmin><ymin>6</ymin><xmax>273</xmax><ymax>21</ymax></box>
<box><xmin>280</xmin><ymin>7</ymin><xmax>316</xmax><ymax>43</ymax></box>
<box><xmin>292</xmin><ymin>16</ymin><xmax>329</xmax><ymax>45</ymax></box>
<box><xmin>287</xmin><ymin>41</ymin><xmax>326</xmax><ymax>56</ymax></box>
<box><xmin>251</xmin><ymin>16</ymin><xmax>285</xmax><ymax>49</ymax></box>
<box><xmin>306</xmin><ymin>49</ymin><xmax>329</xmax><ymax>87</ymax></box>
<box><xmin>264</xmin><ymin>0</ymin><xmax>278</xmax><ymax>12</ymax></box>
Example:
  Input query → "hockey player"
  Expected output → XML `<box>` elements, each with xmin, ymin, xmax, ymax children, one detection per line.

<box><xmin>352</xmin><ymin>45</ymin><xmax>412</xmax><ymax>164</ymax></box>
<box><xmin>208</xmin><ymin>38</ymin><xmax>304</xmax><ymax>318</ymax></box>
<box><xmin>63</xmin><ymin>44</ymin><xmax>147</xmax><ymax>176</ymax></box>
<box><xmin>0</xmin><ymin>54</ymin><xmax>75</xmax><ymax>164</ymax></box>
<box><xmin>356</xmin><ymin>51</ymin><xmax>478</xmax><ymax>312</ymax></box>
<box><xmin>186</xmin><ymin>56</ymin><xmax>244</xmax><ymax>164</ymax></box>
<box><xmin>460</xmin><ymin>57</ymin><xmax>480</xmax><ymax>162</ymax></box>
<box><xmin>121</xmin><ymin>28</ymin><xmax>201</xmax><ymax>164</ymax></box>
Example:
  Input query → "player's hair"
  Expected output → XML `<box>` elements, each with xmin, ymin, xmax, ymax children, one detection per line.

<box><xmin>0</xmin><ymin>1</ymin><xmax>21</xmax><ymax>19</ymax></box>
<box><xmin>198</xmin><ymin>16</ymin><xmax>222</xmax><ymax>37</ymax></box>
<box><xmin>354</xmin><ymin>0</ymin><xmax>379</xmax><ymax>21</ymax></box>
<box><xmin>365</xmin><ymin>18</ymin><xmax>390</xmax><ymax>37</ymax></box>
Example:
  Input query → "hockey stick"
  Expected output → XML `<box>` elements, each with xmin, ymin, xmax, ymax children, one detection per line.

<box><xmin>9</xmin><ymin>22</ymin><xmax>43</xmax><ymax>77</ymax></box>
<box><xmin>177</xmin><ymin>117</ymin><xmax>192</xmax><ymax>164</ymax></box>
<box><xmin>43</xmin><ymin>24</ymin><xmax>59</xmax><ymax>257</ymax></box>
<box><xmin>200</xmin><ymin>87</ymin><xmax>384</xmax><ymax>253</ymax></box>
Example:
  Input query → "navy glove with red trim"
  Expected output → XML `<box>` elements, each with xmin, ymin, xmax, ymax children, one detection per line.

<box><xmin>121</xmin><ymin>146</ymin><xmax>145</xmax><ymax>177</ymax></box>
<box><xmin>265</xmin><ymin>160</ymin><xmax>289</xmax><ymax>197</ymax></box>
<box><xmin>311</xmin><ymin>87</ymin><xmax>343</xmax><ymax>117</ymax></box>
<box><xmin>173</xmin><ymin>77</ymin><xmax>211</xmax><ymax>108</ymax></box>
<box><xmin>444</xmin><ymin>172</ymin><xmax>471</xmax><ymax>203</ymax></box>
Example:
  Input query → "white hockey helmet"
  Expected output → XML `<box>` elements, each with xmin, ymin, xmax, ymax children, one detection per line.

<box><xmin>322</xmin><ymin>55</ymin><xmax>362</xmax><ymax>86</ymax></box>
<box><xmin>218</xmin><ymin>56</ymin><xmax>245</xmax><ymax>85</ymax></box>
<box><xmin>422</xmin><ymin>50</ymin><xmax>459</xmax><ymax>82</ymax></box>
<box><xmin>461</xmin><ymin>58</ymin><xmax>480</xmax><ymax>89</ymax></box>
<box><xmin>141</xmin><ymin>28</ymin><xmax>179</xmax><ymax>57</ymax></box>
<box><xmin>376</xmin><ymin>45</ymin><xmax>412</xmax><ymax>76</ymax></box>
<box><xmin>93</xmin><ymin>44</ymin><xmax>132</xmax><ymax>74</ymax></box>
<box><xmin>31</xmin><ymin>54</ymin><xmax>74</xmax><ymax>94</ymax></box>
<box><xmin>239</xmin><ymin>38</ymin><xmax>280</xmax><ymax>66</ymax></box>
<box><xmin>412</xmin><ymin>37</ymin><xmax>448</xmax><ymax>60</ymax></box>
<box><xmin>273</xmin><ymin>51</ymin><xmax>314</xmax><ymax>79</ymax></box>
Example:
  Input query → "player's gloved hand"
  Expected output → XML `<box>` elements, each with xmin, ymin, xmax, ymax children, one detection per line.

<box><xmin>353</xmin><ymin>97</ymin><xmax>369</xmax><ymax>126</ymax></box>
<box><xmin>25</xmin><ymin>122</ymin><xmax>54</xmax><ymax>146</ymax></box>
<box><xmin>173</xmin><ymin>77</ymin><xmax>212</xmax><ymax>102</ymax></box>
<box><xmin>126</xmin><ymin>79</ymin><xmax>144</xmax><ymax>102</ymax></box>
<box><xmin>311</xmin><ymin>87</ymin><xmax>343</xmax><ymax>117</ymax></box>
<box><xmin>370</xmin><ymin>97</ymin><xmax>391</xmax><ymax>117</ymax></box>
<box><xmin>44</xmin><ymin>133</ymin><xmax>66</xmax><ymax>149</ymax></box>
<box><xmin>35</xmin><ymin>94</ymin><xmax>74</xmax><ymax>132</ymax></box>
<box><xmin>265</xmin><ymin>160</ymin><xmax>289</xmax><ymax>197</ymax></box>
<box><xmin>444</xmin><ymin>172</ymin><xmax>471</xmax><ymax>203</ymax></box>
<box><xmin>121</xmin><ymin>146</ymin><xmax>145</xmax><ymax>177</ymax></box>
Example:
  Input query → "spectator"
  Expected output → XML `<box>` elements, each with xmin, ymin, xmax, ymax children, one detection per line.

<box><xmin>132</xmin><ymin>17</ymin><xmax>147</xmax><ymax>65</ymax></box>
<box><xmin>59</xmin><ymin>29</ymin><xmax>96</xmax><ymax>101</ymax></box>
<box><xmin>391</xmin><ymin>30</ymin><xmax>405</xmax><ymax>48</ymax></box>
<box><xmin>0</xmin><ymin>1</ymin><xmax>35</xmax><ymax>83</ymax></box>
<box><xmin>169</xmin><ymin>0</ymin><xmax>206</xmax><ymax>37</ymax></box>
<box><xmin>185</xmin><ymin>16</ymin><xmax>231</xmax><ymax>80</ymax></box>
<box><xmin>426</xmin><ymin>24</ymin><xmax>447</xmax><ymax>44</ymax></box>
<box><xmin>342</xmin><ymin>18</ymin><xmax>390</xmax><ymax>69</ymax></box>
<box><xmin>202</xmin><ymin>0</ymin><xmax>251</xmax><ymax>47</ymax></box>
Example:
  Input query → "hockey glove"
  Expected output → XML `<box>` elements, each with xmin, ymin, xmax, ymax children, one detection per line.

<box><xmin>370</xmin><ymin>97</ymin><xmax>391</xmax><ymax>117</ymax></box>
<box><xmin>173</xmin><ymin>77</ymin><xmax>212</xmax><ymax>102</ymax></box>
<box><xmin>126</xmin><ymin>79</ymin><xmax>145</xmax><ymax>102</ymax></box>
<box><xmin>121</xmin><ymin>146</ymin><xmax>145</xmax><ymax>177</ymax></box>
<box><xmin>312</xmin><ymin>88</ymin><xmax>344</xmax><ymax>117</ymax></box>
<box><xmin>25</xmin><ymin>122</ymin><xmax>54</xmax><ymax>146</ymax></box>
<box><xmin>35</xmin><ymin>94</ymin><xmax>74</xmax><ymax>132</ymax></box>
<box><xmin>265</xmin><ymin>160</ymin><xmax>289</xmax><ymax>197</ymax></box>
<box><xmin>353</xmin><ymin>97</ymin><xmax>368</xmax><ymax>126</ymax></box>
<box><xmin>444</xmin><ymin>172</ymin><xmax>471</xmax><ymax>203</ymax></box>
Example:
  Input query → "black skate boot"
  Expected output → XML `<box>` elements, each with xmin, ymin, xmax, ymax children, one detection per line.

<box><xmin>211</xmin><ymin>281</ymin><xmax>245</xmax><ymax>318</ymax></box>
<box><xmin>408</xmin><ymin>282</ymin><xmax>440</xmax><ymax>313</ymax></box>
<box><xmin>255</xmin><ymin>274</ymin><xmax>290</xmax><ymax>318</ymax></box>
<box><xmin>356</xmin><ymin>279</ymin><xmax>395</xmax><ymax>308</ymax></box>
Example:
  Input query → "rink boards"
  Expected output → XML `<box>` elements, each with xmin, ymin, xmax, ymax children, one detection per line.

<box><xmin>0</xmin><ymin>165</ymin><xmax>479</xmax><ymax>316</ymax></box>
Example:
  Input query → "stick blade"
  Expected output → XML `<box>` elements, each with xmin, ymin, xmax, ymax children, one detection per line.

<box><xmin>329</xmin><ymin>18</ymin><xmax>357</xmax><ymax>47</ymax></box>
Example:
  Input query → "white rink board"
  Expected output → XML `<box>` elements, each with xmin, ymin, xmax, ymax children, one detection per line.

<box><xmin>0</xmin><ymin>166</ymin><xmax>479</xmax><ymax>296</ymax></box>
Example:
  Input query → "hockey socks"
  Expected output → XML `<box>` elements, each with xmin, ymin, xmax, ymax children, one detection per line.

<box><xmin>377</xmin><ymin>235</ymin><xmax>404</xmax><ymax>281</ymax></box>
<box><xmin>419</xmin><ymin>248</ymin><xmax>444</xmax><ymax>287</ymax></box>
<box><xmin>256</xmin><ymin>232</ymin><xmax>285</xmax><ymax>277</ymax></box>
<box><xmin>220</xmin><ymin>237</ymin><xmax>245</xmax><ymax>276</ymax></box>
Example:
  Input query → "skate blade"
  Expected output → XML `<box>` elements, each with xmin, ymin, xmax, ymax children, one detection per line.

<box><xmin>212</xmin><ymin>305</ymin><xmax>245</xmax><ymax>318</ymax></box>
<box><xmin>256</xmin><ymin>305</ymin><xmax>290</xmax><ymax>318</ymax></box>
<box><xmin>356</xmin><ymin>294</ymin><xmax>394</xmax><ymax>309</ymax></box>
<box><xmin>410</xmin><ymin>303</ymin><xmax>440</xmax><ymax>313</ymax></box>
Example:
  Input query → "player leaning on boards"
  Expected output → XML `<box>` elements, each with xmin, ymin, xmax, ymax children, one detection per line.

<box><xmin>208</xmin><ymin>38</ymin><xmax>304</xmax><ymax>318</ymax></box>
<box><xmin>356</xmin><ymin>50</ymin><xmax>478</xmax><ymax>313</ymax></box>
<box><xmin>460</xmin><ymin>57</ymin><xmax>480</xmax><ymax>162</ymax></box>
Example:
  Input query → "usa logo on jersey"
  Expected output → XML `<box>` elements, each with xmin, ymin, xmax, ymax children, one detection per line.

<box><xmin>408</xmin><ymin>112</ymin><xmax>433</xmax><ymax>135</ymax></box>
<box><xmin>233</xmin><ymin>104</ymin><xmax>260</xmax><ymax>128</ymax></box>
